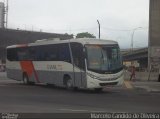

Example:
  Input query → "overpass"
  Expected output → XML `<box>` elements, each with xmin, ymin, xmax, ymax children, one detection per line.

<box><xmin>122</xmin><ymin>47</ymin><xmax>148</xmax><ymax>68</ymax></box>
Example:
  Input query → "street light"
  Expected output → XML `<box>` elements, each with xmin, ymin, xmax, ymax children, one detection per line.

<box><xmin>131</xmin><ymin>27</ymin><xmax>142</xmax><ymax>52</ymax></box>
<box><xmin>97</xmin><ymin>20</ymin><xmax>100</xmax><ymax>39</ymax></box>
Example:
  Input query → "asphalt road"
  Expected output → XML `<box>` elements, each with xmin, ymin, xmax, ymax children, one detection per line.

<box><xmin>0</xmin><ymin>72</ymin><xmax>160</xmax><ymax>113</ymax></box>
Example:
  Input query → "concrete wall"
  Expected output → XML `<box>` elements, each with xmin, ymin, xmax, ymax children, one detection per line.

<box><xmin>0</xmin><ymin>2</ymin><xmax>4</xmax><ymax>28</ymax></box>
<box><xmin>149</xmin><ymin>0</ymin><xmax>160</xmax><ymax>67</ymax></box>
<box><xmin>0</xmin><ymin>28</ymin><xmax>73</xmax><ymax>63</ymax></box>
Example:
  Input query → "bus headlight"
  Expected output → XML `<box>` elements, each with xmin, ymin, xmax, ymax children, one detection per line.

<box><xmin>87</xmin><ymin>72</ymin><xmax>123</xmax><ymax>81</ymax></box>
<box><xmin>87</xmin><ymin>73</ymin><xmax>100</xmax><ymax>79</ymax></box>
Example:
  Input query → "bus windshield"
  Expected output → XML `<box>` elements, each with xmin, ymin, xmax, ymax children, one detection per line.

<box><xmin>85</xmin><ymin>44</ymin><xmax>123</xmax><ymax>73</ymax></box>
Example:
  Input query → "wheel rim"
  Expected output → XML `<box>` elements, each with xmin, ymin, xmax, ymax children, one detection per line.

<box><xmin>23</xmin><ymin>76</ymin><xmax>28</xmax><ymax>84</ymax></box>
<box><xmin>67</xmin><ymin>80</ymin><xmax>72</xmax><ymax>88</ymax></box>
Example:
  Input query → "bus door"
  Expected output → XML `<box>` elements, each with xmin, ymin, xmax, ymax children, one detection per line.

<box><xmin>70</xmin><ymin>43</ymin><xmax>86</xmax><ymax>88</ymax></box>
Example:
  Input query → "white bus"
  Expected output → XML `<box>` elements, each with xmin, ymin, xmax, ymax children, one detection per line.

<box><xmin>6</xmin><ymin>38</ymin><xmax>124</xmax><ymax>91</ymax></box>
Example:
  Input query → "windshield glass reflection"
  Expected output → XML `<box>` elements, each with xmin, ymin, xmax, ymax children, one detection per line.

<box><xmin>86</xmin><ymin>44</ymin><xmax>123</xmax><ymax>73</ymax></box>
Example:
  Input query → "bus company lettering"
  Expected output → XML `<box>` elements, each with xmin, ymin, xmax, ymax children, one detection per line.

<box><xmin>47</xmin><ymin>65</ymin><xmax>62</xmax><ymax>70</ymax></box>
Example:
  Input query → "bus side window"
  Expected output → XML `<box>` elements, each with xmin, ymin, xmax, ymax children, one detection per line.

<box><xmin>7</xmin><ymin>48</ymin><xmax>18</xmax><ymax>61</ymax></box>
<box><xmin>29</xmin><ymin>47</ymin><xmax>36</xmax><ymax>61</ymax></box>
<box><xmin>17</xmin><ymin>48</ymin><xmax>30</xmax><ymax>61</ymax></box>
<box><xmin>58</xmin><ymin>44</ymin><xmax>71</xmax><ymax>63</ymax></box>
<box><xmin>70</xmin><ymin>43</ymin><xmax>85</xmax><ymax>70</ymax></box>
<box><xmin>35</xmin><ymin>46</ymin><xmax>46</xmax><ymax>61</ymax></box>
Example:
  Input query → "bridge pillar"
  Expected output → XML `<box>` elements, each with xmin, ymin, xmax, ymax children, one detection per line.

<box><xmin>149</xmin><ymin>0</ymin><xmax>160</xmax><ymax>70</ymax></box>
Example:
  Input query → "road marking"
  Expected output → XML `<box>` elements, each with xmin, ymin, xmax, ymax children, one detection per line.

<box><xmin>59</xmin><ymin>108</ymin><xmax>89</xmax><ymax>112</ymax></box>
<box><xmin>59</xmin><ymin>108</ymin><xmax>108</xmax><ymax>112</ymax></box>
<box><xmin>124</xmin><ymin>81</ymin><xmax>133</xmax><ymax>89</ymax></box>
<box><xmin>91</xmin><ymin>111</ymin><xmax>109</xmax><ymax>113</ymax></box>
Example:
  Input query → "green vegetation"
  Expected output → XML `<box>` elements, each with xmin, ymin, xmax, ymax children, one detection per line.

<box><xmin>76</xmin><ymin>32</ymin><xmax>96</xmax><ymax>38</ymax></box>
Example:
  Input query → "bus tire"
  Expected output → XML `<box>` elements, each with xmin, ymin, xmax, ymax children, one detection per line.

<box><xmin>94</xmin><ymin>88</ymin><xmax>103</xmax><ymax>92</ymax></box>
<box><xmin>63</xmin><ymin>75</ymin><xmax>72</xmax><ymax>89</ymax></box>
<box><xmin>66</xmin><ymin>79</ymin><xmax>73</xmax><ymax>90</ymax></box>
<box><xmin>23</xmin><ymin>73</ymin><xmax>29</xmax><ymax>85</ymax></box>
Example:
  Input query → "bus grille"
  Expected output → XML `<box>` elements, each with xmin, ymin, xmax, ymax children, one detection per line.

<box><xmin>99</xmin><ymin>82</ymin><xmax>118</xmax><ymax>86</ymax></box>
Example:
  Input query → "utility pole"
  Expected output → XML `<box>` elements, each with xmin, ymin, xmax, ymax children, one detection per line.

<box><xmin>97</xmin><ymin>20</ymin><xmax>100</xmax><ymax>39</ymax></box>
<box><xmin>5</xmin><ymin>0</ymin><xmax>8</xmax><ymax>28</ymax></box>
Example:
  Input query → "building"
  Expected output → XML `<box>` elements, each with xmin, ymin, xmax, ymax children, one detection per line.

<box><xmin>0</xmin><ymin>28</ymin><xmax>73</xmax><ymax>63</ymax></box>
<box><xmin>0</xmin><ymin>2</ymin><xmax>5</xmax><ymax>28</ymax></box>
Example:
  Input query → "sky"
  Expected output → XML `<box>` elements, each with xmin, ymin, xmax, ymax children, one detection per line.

<box><xmin>0</xmin><ymin>0</ymin><xmax>149</xmax><ymax>49</ymax></box>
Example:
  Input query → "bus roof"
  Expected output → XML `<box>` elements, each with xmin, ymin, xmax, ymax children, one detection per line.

<box><xmin>7</xmin><ymin>38</ymin><xmax>118</xmax><ymax>49</ymax></box>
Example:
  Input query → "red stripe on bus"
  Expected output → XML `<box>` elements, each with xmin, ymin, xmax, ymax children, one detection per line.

<box><xmin>30</xmin><ymin>62</ymin><xmax>40</xmax><ymax>83</ymax></box>
<box><xmin>20</xmin><ymin>61</ymin><xmax>40</xmax><ymax>83</ymax></box>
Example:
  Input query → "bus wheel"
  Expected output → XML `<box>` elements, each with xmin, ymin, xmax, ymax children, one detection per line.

<box><xmin>23</xmin><ymin>74</ymin><xmax>29</xmax><ymax>85</ymax></box>
<box><xmin>94</xmin><ymin>88</ymin><xmax>103</xmax><ymax>92</ymax></box>
<box><xmin>66</xmin><ymin>79</ymin><xmax>73</xmax><ymax>90</ymax></box>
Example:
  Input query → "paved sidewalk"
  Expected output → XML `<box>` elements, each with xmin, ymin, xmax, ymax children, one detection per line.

<box><xmin>131</xmin><ymin>81</ymin><xmax>160</xmax><ymax>92</ymax></box>
<box><xmin>122</xmin><ymin>79</ymin><xmax>160</xmax><ymax>93</ymax></box>
<box><xmin>124</xmin><ymin>71</ymin><xmax>160</xmax><ymax>92</ymax></box>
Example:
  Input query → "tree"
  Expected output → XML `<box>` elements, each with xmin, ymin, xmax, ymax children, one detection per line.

<box><xmin>76</xmin><ymin>32</ymin><xmax>96</xmax><ymax>38</ymax></box>
<box><xmin>64</xmin><ymin>33</ymin><xmax>74</xmax><ymax>38</ymax></box>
